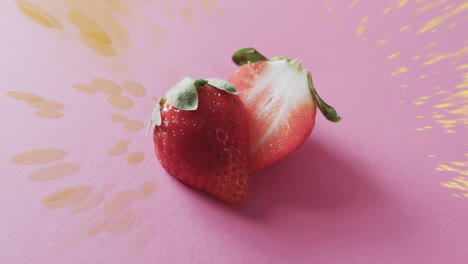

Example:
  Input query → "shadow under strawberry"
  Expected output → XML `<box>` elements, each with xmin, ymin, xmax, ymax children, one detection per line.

<box><xmin>236</xmin><ymin>139</ymin><xmax>383</xmax><ymax>219</ymax></box>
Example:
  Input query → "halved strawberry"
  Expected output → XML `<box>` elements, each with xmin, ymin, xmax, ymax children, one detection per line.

<box><xmin>148</xmin><ymin>78</ymin><xmax>251</xmax><ymax>204</ymax></box>
<box><xmin>229</xmin><ymin>48</ymin><xmax>341</xmax><ymax>173</ymax></box>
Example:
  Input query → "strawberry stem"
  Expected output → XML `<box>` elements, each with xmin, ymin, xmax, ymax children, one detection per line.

<box><xmin>232</xmin><ymin>48</ymin><xmax>268</xmax><ymax>66</ymax></box>
<box><xmin>307</xmin><ymin>71</ymin><xmax>342</xmax><ymax>122</ymax></box>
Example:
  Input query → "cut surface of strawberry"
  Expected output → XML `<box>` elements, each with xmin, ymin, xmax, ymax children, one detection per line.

<box><xmin>229</xmin><ymin>48</ymin><xmax>341</xmax><ymax>173</ymax></box>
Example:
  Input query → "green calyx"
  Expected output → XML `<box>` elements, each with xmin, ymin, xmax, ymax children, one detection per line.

<box><xmin>232</xmin><ymin>47</ymin><xmax>268</xmax><ymax>66</ymax></box>
<box><xmin>307</xmin><ymin>72</ymin><xmax>342</xmax><ymax>122</ymax></box>
<box><xmin>146</xmin><ymin>77</ymin><xmax>238</xmax><ymax>134</ymax></box>
<box><xmin>166</xmin><ymin>77</ymin><xmax>237</xmax><ymax>111</ymax></box>
<box><xmin>146</xmin><ymin>97</ymin><xmax>165</xmax><ymax>136</ymax></box>
<box><xmin>232</xmin><ymin>47</ymin><xmax>342</xmax><ymax>123</ymax></box>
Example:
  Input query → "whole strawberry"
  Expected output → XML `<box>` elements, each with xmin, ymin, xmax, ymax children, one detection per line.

<box><xmin>148</xmin><ymin>78</ymin><xmax>251</xmax><ymax>204</ymax></box>
<box><xmin>229</xmin><ymin>48</ymin><xmax>342</xmax><ymax>173</ymax></box>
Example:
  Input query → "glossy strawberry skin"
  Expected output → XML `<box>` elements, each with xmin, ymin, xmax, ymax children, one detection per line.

<box><xmin>153</xmin><ymin>85</ymin><xmax>251</xmax><ymax>204</ymax></box>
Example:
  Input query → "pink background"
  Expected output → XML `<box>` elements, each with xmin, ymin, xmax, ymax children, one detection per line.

<box><xmin>1</xmin><ymin>0</ymin><xmax>467</xmax><ymax>263</ymax></box>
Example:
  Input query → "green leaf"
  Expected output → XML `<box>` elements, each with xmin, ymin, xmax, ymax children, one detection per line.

<box><xmin>207</xmin><ymin>79</ymin><xmax>238</xmax><ymax>94</ymax></box>
<box><xmin>307</xmin><ymin>71</ymin><xmax>342</xmax><ymax>122</ymax></box>
<box><xmin>232</xmin><ymin>47</ymin><xmax>268</xmax><ymax>66</ymax></box>
<box><xmin>166</xmin><ymin>77</ymin><xmax>202</xmax><ymax>111</ymax></box>
<box><xmin>146</xmin><ymin>97</ymin><xmax>164</xmax><ymax>137</ymax></box>
<box><xmin>194</xmin><ymin>79</ymin><xmax>209</xmax><ymax>88</ymax></box>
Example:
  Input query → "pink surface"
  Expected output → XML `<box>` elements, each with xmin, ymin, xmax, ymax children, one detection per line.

<box><xmin>1</xmin><ymin>0</ymin><xmax>467</xmax><ymax>263</ymax></box>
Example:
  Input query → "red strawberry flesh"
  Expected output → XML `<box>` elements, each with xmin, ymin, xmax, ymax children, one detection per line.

<box><xmin>229</xmin><ymin>59</ymin><xmax>317</xmax><ymax>173</ymax></box>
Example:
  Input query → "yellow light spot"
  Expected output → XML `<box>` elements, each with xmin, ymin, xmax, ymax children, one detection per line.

<box><xmin>452</xmin><ymin>162</ymin><xmax>467</xmax><ymax>167</ymax></box>
<box><xmin>377</xmin><ymin>39</ymin><xmax>387</xmax><ymax>46</ymax></box>
<box><xmin>10</xmin><ymin>149</ymin><xmax>67</xmax><ymax>165</ymax></box>
<box><xmin>400</xmin><ymin>100</ymin><xmax>406</xmax><ymax>103</ymax></box>
<box><xmin>137</xmin><ymin>181</ymin><xmax>157</xmax><ymax>199</ymax></box>
<box><xmin>130</xmin><ymin>224</ymin><xmax>156</xmax><ymax>252</ymax></box>
<box><xmin>445</xmin><ymin>129</ymin><xmax>456</xmax><ymax>133</ymax></box>
<box><xmin>27</xmin><ymin>99</ymin><xmax>64</xmax><ymax>111</ymax></box>
<box><xmin>419</xmin><ymin>75</ymin><xmax>428</xmax><ymax>79</ymax></box>
<box><xmin>417</xmin><ymin>0</ymin><xmax>448</xmax><ymax>14</ymax></box>
<box><xmin>199</xmin><ymin>0</ymin><xmax>218</xmax><ymax>14</ymax></box>
<box><xmin>122</xmin><ymin>81</ymin><xmax>147</xmax><ymax>97</ymax></box>
<box><xmin>104</xmin><ymin>0</ymin><xmax>130</xmax><ymax>16</ymax></box>
<box><xmin>413</xmin><ymin>101</ymin><xmax>424</xmax><ymax>105</ymax></box>
<box><xmin>73</xmin><ymin>83</ymin><xmax>96</xmax><ymax>94</ymax></box>
<box><xmin>102</xmin><ymin>190</ymin><xmax>137</xmax><ymax>214</ymax></box>
<box><xmin>361</xmin><ymin>16</ymin><xmax>369</xmax><ymax>23</ymax></box>
<box><xmin>455</xmin><ymin>72</ymin><xmax>468</xmax><ymax>88</ymax></box>
<box><xmin>411</xmin><ymin>55</ymin><xmax>422</xmax><ymax>60</ymax></box>
<box><xmin>107</xmin><ymin>95</ymin><xmax>134</xmax><ymax>110</ymax></box>
<box><xmin>390</xmin><ymin>67</ymin><xmax>409</xmax><ymax>76</ymax></box>
<box><xmin>71</xmin><ymin>192</ymin><xmax>105</xmax><ymax>214</ymax></box>
<box><xmin>420</xmin><ymin>96</ymin><xmax>430</xmax><ymax>100</ymax></box>
<box><xmin>417</xmin><ymin>115</ymin><xmax>424</xmax><ymax>118</ymax></box>
<box><xmin>90</xmin><ymin>78</ymin><xmax>121</xmax><ymax>95</ymax></box>
<box><xmin>29</xmin><ymin>163</ymin><xmax>81</xmax><ymax>181</ymax></box>
<box><xmin>123</xmin><ymin>120</ymin><xmax>144</xmax><ymax>132</ymax></box>
<box><xmin>382</xmin><ymin>6</ymin><xmax>392</xmax><ymax>15</ymax></box>
<box><xmin>398</xmin><ymin>0</ymin><xmax>409</xmax><ymax>8</ymax></box>
<box><xmin>444</xmin><ymin>23</ymin><xmax>457</xmax><ymax>30</ymax></box>
<box><xmin>108</xmin><ymin>145</ymin><xmax>127</xmax><ymax>156</ymax></box>
<box><xmin>434</xmin><ymin>103</ymin><xmax>453</xmax><ymax>108</ymax></box>
<box><xmin>87</xmin><ymin>222</ymin><xmax>108</xmax><ymax>238</ymax></box>
<box><xmin>433</xmin><ymin>114</ymin><xmax>445</xmax><ymax>118</ymax></box>
<box><xmin>6</xmin><ymin>91</ymin><xmax>42</xmax><ymax>101</ymax></box>
<box><xmin>35</xmin><ymin>110</ymin><xmax>63</xmax><ymax>119</ymax></box>
<box><xmin>429</xmin><ymin>155</ymin><xmax>436</xmax><ymax>158</ymax></box>
<box><xmin>69</xmin><ymin>11</ymin><xmax>112</xmax><ymax>45</ymax></box>
<box><xmin>180</xmin><ymin>0</ymin><xmax>194</xmax><ymax>25</ymax></box>
<box><xmin>110</xmin><ymin>113</ymin><xmax>127</xmax><ymax>123</ymax></box>
<box><xmin>356</xmin><ymin>25</ymin><xmax>365</xmax><ymax>36</ymax></box>
<box><xmin>42</xmin><ymin>186</ymin><xmax>92</xmax><ymax>210</ymax></box>
<box><xmin>437</xmin><ymin>120</ymin><xmax>457</xmax><ymax>125</ymax></box>
<box><xmin>418</xmin><ymin>2</ymin><xmax>468</xmax><ymax>34</ymax></box>
<box><xmin>425</xmin><ymin>41</ymin><xmax>439</xmax><ymax>48</ymax></box>
<box><xmin>439</xmin><ymin>165</ymin><xmax>468</xmax><ymax>176</ymax></box>
<box><xmin>348</xmin><ymin>0</ymin><xmax>360</xmax><ymax>9</ymax></box>
<box><xmin>79</xmin><ymin>31</ymin><xmax>116</xmax><ymax>57</ymax></box>
<box><xmin>443</xmin><ymin>4</ymin><xmax>454</xmax><ymax>11</ymax></box>
<box><xmin>387</xmin><ymin>52</ymin><xmax>400</xmax><ymax>59</ymax></box>
<box><xmin>456</xmin><ymin>64</ymin><xmax>468</xmax><ymax>70</ymax></box>
<box><xmin>400</xmin><ymin>24</ymin><xmax>410</xmax><ymax>32</ymax></box>
<box><xmin>127</xmin><ymin>152</ymin><xmax>145</xmax><ymax>164</ymax></box>
<box><xmin>116</xmin><ymin>140</ymin><xmax>131</xmax><ymax>147</ymax></box>
<box><xmin>434</xmin><ymin>86</ymin><xmax>442</xmax><ymax>90</ymax></box>
<box><xmin>14</xmin><ymin>0</ymin><xmax>63</xmax><ymax>29</ymax></box>
<box><xmin>401</xmin><ymin>84</ymin><xmax>408</xmax><ymax>88</ymax></box>
<box><xmin>421</xmin><ymin>46</ymin><xmax>468</xmax><ymax>66</ymax></box>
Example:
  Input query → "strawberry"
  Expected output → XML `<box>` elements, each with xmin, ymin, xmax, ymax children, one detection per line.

<box><xmin>228</xmin><ymin>48</ymin><xmax>341</xmax><ymax>173</ymax></box>
<box><xmin>148</xmin><ymin>78</ymin><xmax>251</xmax><ymax>204</ymax></box>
